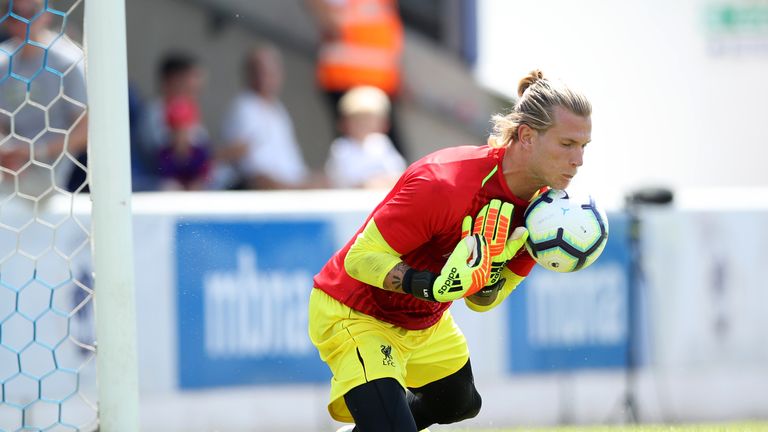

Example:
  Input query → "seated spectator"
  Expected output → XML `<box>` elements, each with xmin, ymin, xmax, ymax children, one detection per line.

<box><xmin>220</xmin><ymin>44</ymin><xmax>325</xmax><ymax>190</ymax></box>
<box><xmin>156</xmin><ymin>97</ymin><xmax>212</xmax><ymax>191</ymax></box>
<box><xmin>138</xmin><ymin>51</ymin><xmax>213</xmax><ymax>186</ymax></box>
<box><xmin>324</xmin><ymin>85</ymin><xmax>406</xmax><ymax>189</ymax></box>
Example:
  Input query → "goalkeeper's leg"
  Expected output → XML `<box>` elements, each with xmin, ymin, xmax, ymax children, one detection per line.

<box><xmin>343</xmin><ymin>378</ymin><xmax>418</xmax><ymax>432</ymax></box>
<box><xmin>407</xmin><ymin>359</ymin><xmax>482</xmax><ymax>430</ymax></box>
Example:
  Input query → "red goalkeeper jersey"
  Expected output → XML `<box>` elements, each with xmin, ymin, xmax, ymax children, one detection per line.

<box><xmin>313</xmin><ymin>145</ymin><xmax>536</xmax><ymax>330</ymax></box>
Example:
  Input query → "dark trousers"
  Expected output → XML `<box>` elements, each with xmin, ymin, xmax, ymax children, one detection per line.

<box><xmin>343</xmin><ymin>359</ymin><xmax>482</xmax><ymax>431</ymax></box>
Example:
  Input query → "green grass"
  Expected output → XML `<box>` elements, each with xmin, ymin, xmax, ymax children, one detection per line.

<box><xmin>446</xmin><ymin>422</ymin><xmax>768</xmax><ymax>432</ymax></box>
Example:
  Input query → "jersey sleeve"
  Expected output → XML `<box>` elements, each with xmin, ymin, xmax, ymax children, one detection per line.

<box><xmin>372</xmin><ymin>173</ymin><xmax>457</xmax><ymax>256</ymax></box>
<box><xmin>344</xmin><ymin>218</ymin><xmax>403</xmax><ymax>288</ymax></box>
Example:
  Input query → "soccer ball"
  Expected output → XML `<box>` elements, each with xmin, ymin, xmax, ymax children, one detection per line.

<box><xmin>523</xmin><ymin>189</ymin><xmax>609</xmax><ymax>273</ymax></box>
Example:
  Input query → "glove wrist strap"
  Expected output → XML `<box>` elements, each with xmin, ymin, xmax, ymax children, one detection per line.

<box><xmin>474</xmin><ymin>277</ymin><xmax>505</xmax><ymax>298</ymax></box>
<box><xmin>403</xmin><ymin>268</ymin><xmax>438</xmax><ymax>302</ymax></box>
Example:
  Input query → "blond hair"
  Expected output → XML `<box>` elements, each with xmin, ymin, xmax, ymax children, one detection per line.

<box><xmin>489</xmin><ymin>70</ymin><xmax>591</xmax><ymax>148</ymax></box>
<box><xmin>338</xmin><ymin>86</ymin><xmax>391</xmax><ymax>117</ymax></box>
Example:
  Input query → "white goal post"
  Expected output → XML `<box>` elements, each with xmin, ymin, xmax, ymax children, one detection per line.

<box><xmin>0</xmin><ymin>0</ymin><xmax>139</xmax><ymax>429</ymax></box>
<box><xmin>84</xmin><ymin>0</ymin><xmax>140</xmax><ymax>430</ymax></box>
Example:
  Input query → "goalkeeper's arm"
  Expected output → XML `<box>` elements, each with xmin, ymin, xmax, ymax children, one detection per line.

<box><xmin>343</xmin><ymin>219</ymin><xmax>404</xmax><ymax>289</ymax></box>
<box><xmin>464</xmin><ymin>266</ymin><xmax>525</xmax><ymax>312</ymax></box>
<box><xmin>345</xmin><ymin>217</ymin><xmax>490</xmax><ymax>302</ymax></box>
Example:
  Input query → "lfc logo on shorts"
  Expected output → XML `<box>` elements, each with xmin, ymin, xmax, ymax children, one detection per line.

<box><xmin>380</xmin><ymin>345</ymin><xmax>395</xmax><ymax>367</ymax></box>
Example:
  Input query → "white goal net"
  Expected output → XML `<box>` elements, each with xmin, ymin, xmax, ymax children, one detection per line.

<box><xmin>1</xmin><ymin>0</ymin><xmax>136</xmax><ymax>430</ymax></box>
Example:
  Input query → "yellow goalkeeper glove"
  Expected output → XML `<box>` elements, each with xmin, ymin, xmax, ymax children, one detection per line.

<box><xmin>465</xmin><ymin>266</ymin><xmax>526</xmax><ymax>312</ymax></box>
<box><xmin>403</xmin><ymin>216</ymin><xmax>491</xmax><ymax>302</ymax></box>
<box><xmin>467</xmin><ymin>199</ymin><xmax>529</xmax><ymax>286</ymax></box>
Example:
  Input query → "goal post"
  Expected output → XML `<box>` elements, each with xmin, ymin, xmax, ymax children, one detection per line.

<box><xmin>84</xmin><ymin>0</ymin><xmax>141</xmax><ymax>430</ymax></box>
<box><xmin>1</xmin><ymin>0</ymin><xmax>139</xmax><ymax>429</ymax></box>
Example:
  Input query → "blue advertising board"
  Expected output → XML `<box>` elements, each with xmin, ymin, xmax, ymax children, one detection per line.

<box><xmin>176</xmin><ymin>220</ymin><xmax>334</xmax><ymax>389</ymax></box>
<box><xmin>507</xmin><ymin>213</ymin><xmax>632</xmax><ymax>373</ymax></box>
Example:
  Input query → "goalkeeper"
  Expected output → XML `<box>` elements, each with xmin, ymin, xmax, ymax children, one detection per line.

<box><xmin>309</xmin><ymin>69</ymin><xmax>592</xmax><ymax>432</ymax></box>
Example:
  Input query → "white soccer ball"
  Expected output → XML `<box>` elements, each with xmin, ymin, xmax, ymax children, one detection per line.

<box><xmin>524</xmin><ymin>189</ymin><xmax>609</xmax><ymax>273</ymax></box>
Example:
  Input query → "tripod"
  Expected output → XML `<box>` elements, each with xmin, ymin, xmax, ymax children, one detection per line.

<box><xmin>620</xmin><ymin>188</ymin><xmax>673</xmax><ymax>424</ymax></box>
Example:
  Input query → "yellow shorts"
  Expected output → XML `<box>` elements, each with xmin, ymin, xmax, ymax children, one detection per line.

<box><xmin>308</xmin><ymin>288</ymin><xmax>470</xmax><ymax>423</ymax></box>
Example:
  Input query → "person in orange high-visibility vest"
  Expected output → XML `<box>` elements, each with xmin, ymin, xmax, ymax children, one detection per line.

<box><xmin>306</xmin><ymin>0</ymin><xmax>407</xmax><ymax>156</ymax></box>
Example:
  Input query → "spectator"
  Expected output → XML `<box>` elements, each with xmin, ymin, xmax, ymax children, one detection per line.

<box><xmin>0</xmin><ymin>0</ymin><xmax>87</xmax><ymax>198</ymax></box>
<box><xmin>138</xmin><ymin>51</ymin><xmax>212</xmax><ymax>181</ymax></box>
<box><xmin>306</xmin><ymin>0</ymin><xmax>407</xmax><ymax>157</ymax></box>
<box><xmin>156</xmin><ymin>96</ymin><xmax>212</xmax><ymax>191</ymax></box>
<box><xmin>325</xmin><ymin>85</ymin><xmax>405</xmax><ymax>189</ymax></box>
<box><xmin>220</xmin><ymin>44</ymin><xmax>324</xmax><ymax>190</ymax></box>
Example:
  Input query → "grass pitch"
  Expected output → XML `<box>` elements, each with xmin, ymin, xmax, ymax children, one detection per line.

<box><xmin>448</xmin><ymin>423</ymin><xmax>768</xmax><ymax>432</ymax></box>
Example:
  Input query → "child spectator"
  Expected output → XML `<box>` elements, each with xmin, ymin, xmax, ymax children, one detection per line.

<box><xmin>324</xmin><ymin>86</ymin><xmax>406</xmax><ymax>189</ymax></box>
<box><xmin>157</xmin><ymin>97</ymin><xmax>212</xmax><ymax>190</ymax></box>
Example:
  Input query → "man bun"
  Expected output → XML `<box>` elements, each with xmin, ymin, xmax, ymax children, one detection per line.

<box><xmin>517</xmin><ymin>69</ymin><xmax>545</xmax><ymax>97</ymax></box>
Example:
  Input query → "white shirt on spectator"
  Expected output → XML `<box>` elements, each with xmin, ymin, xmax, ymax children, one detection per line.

<box><xmin>222</xmin><ymin>91</ymin><xmax>309</xmax><ymax>187</ymax></box>
<box><xmin>325</xmin><ymin>133</ymin><xmax>406</xmax><ymax>188</ymax></box>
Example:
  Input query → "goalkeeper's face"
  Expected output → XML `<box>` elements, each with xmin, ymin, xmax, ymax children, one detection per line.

<box><xmin>529</xmin><ymin>106</ymin><xmax>591</xmax><ymax>190</ymax></box>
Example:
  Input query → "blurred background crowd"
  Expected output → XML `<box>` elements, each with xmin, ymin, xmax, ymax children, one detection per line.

<box><xmin>1</xmin><ymin>0</ymin><xmax>501</xmax><ymax>198</ymax></box>
<box><xmin>3</xmin><ymin>0</ymin><xmax>768</xmax><ymax>205</ymax></box>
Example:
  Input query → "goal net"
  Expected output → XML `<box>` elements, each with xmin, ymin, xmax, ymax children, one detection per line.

<box><xmin>1</xmin><ymin>0</ymin><xmax>138</xmax><ymax>430</ymax></box>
